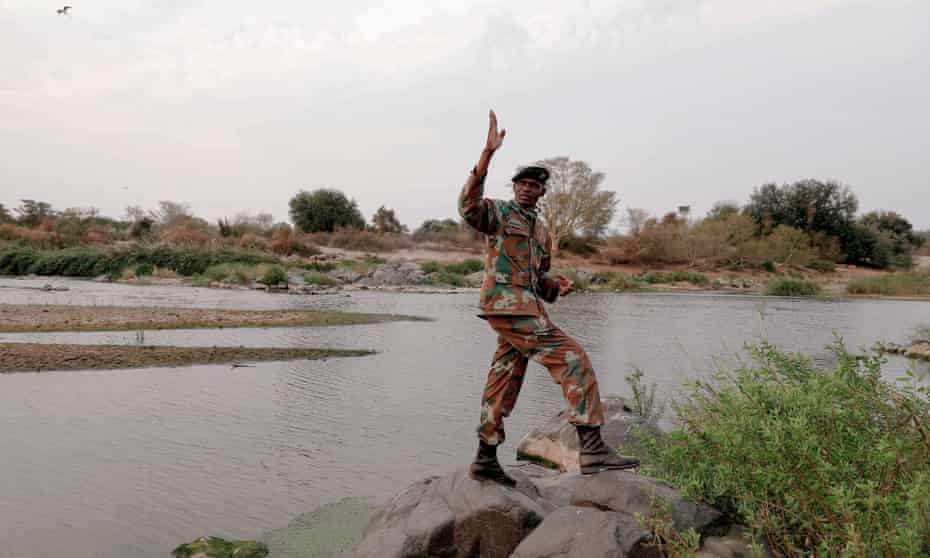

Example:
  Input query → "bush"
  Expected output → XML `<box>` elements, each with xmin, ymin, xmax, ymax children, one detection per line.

<box><xmin>302</xmin><ymin>270</ymin><xmax>338</xmax><ymax>286</ymax></box>
<box><xmin>443</xmin><ymin>259</ymin><xmax>483</xmax><ymax>275</ymax></box>
<box><xmin>761</xmin><ymin>260</ymin><xmax>776</xmax><ymax>273</ymax></box>
<box><xmin>765</xmin><ymin>277</ymin><xmax>819</xmax><ymax>296</ymax></box>
<box><xmin>288</xmin><ymin>189</ymin><xmax>365</xmax><ymax>233</ymax></box>
<box><xmin>135</xmin><ymin>263</ymin><xmax>154</xmax><ymax>277</ymax></box>
<box><xmin>592</xmin><ymin>271</ymin><xmax>650</xmax><ymax>292</ymax></box>
<box><xmin>201</xmin><ymin>263</ymin><xmax>255</xmax><ymax>285</ymax></box>
<box><xmin>309</xmin><ymin>229</ymin><xmax>413</xmax><ymax>252</ymax></box>
<box><xmin>420</xmin><ymin>261</ymin><xmax>441</xmax><ymax>274</ymax></box>
<box><xmin>298</xmin><ymin>261</ymin><xmax>337</xmax><ymax>273</ymax></box>
<box><xmin>637</xmin><ymin>341</ymin><xmax>930</xmax><ymax>556</ymax></box>
<box><xmin>0</xmin><ymin>246</ymin><xmax>276</xmax><ymax>278</ymax></box>
<box><xmin>806</xmin><ymin>260</ymin><xmax>836</xmax><ymax>273</ymax></box>
<box><xmin>260</xmin><ymin>265</ymin><xmax>287</xmax><ymax>285</ymax></box>
<box><xmin>847</xmin><ymin>271</ymin><xmax>930</xmax><ymax>296</ymax></box>
<box><xmin>640</xmin><ymin>271</ymin><xmax>709</xmax><ymax>286</ymax></box>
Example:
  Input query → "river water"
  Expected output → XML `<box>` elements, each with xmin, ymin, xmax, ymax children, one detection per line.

<box><xmin>0</xmin><ymin>277</ymin><xmax>928</xmax><ymax>558</ymax></box>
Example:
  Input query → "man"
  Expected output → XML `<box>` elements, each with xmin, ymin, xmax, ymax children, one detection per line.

<box><xmin>459</xmin><ymin>110</ymin><xmax>640</xmax><ymax>486</ymax></box>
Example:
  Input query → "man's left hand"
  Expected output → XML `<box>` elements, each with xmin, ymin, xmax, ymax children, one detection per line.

<box><xmin>557</xmin><ymin>275</ymin><xmax>573</xmax><ymax>296</ymax></box>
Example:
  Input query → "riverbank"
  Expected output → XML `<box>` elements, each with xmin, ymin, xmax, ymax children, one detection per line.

<box><xmin>0</xmin><ymin>303</ymin><xmax>422</xmax><ymax>333</ymax></box>
<box><xmin>0</xmin><ymin>343</ymin><xmax>372</xmax><ymax>373</ymax></box>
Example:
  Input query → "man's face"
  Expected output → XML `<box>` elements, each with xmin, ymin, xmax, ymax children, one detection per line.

<box><xmin>513</xmin><ymin>178</ymin><xmax>545</xmax><ymax>208</ymax></box>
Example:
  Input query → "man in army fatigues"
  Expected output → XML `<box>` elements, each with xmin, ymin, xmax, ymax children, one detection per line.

<box><xmin>459</xmin><ymin>110</ymin><xmax>639</xmax><ymax>486</ymax></box>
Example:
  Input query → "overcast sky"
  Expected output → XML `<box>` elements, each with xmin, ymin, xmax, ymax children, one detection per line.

<box><xmin>2</xmin><ymin>0</ymin><xmax>928</xmax><ymax>230</ymax></box>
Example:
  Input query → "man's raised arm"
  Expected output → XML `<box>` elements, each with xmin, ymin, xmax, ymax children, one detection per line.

<box><xmin>458</xmin><ymin>110</ymin><xmax>506</xmax><ymax>235</ymax></box>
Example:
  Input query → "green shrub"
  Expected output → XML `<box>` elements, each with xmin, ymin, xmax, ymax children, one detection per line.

<box><xmin>420</xmin><ymin>261</ymin><xmax>441</xmax><ymax>274</ymax></box>
<box><xmin>135</xmin><ymin>262</ymin><xmax>154</xmax><ymax>277</ymax></box>
<box><xmin>202</xmin><ymin>263</ymin><xmax>255</xmax><ymax>285</ymax></box>
<box><xmin>847</xmin><ymin>271</ymin><xmax>930</xmax><ymax>296</ymax></box>
<box><xmin>761</xmin><ymin>260</ymin><xmax>777</xmax><ymax>273</ymax></box>
<box><xmin>765</xmin><ymin>277</ymin><xmax>818</xmax><ymax>296</ymax></box>
<box><xmin>605</xmin><ymin>274</ymin><xmax>650</xmax><ymax>292</ymax></box>
<box><xmin>806</xmin><ymin>260</ymin><xmax>836</xmax><ymax>273</ymax></box>
<box><xmin>637</xmin><ymin>341</ymin><xmax>930</xmax><ymax>556</ymax></box>
<box><xmin>640</xmin><ymin>271</ymin><xmax>709</xmax><ymax>286</ymax></box>
<box><xmin>260</xmin><ymin>265</ymin><xmax>287</xmax><ymax>285</ymax></box>
<box><xmin>302</xmin><ymin>270</ymin><xmax>338</xmax><ymax>286</ymax></box>
<box><xmin>299</xmin><ymin>261</ymin><xmax>337</xmax><ymax>273</ymax></box>
<box><xmin>444</xmin><ymin>258</ymin><xmax>483</xmax><ymax>275</ymax></box>
<box><xmin>435</xmin><ymin>271</ymin><xmax>467</xmax><ymax>287</ymax></box>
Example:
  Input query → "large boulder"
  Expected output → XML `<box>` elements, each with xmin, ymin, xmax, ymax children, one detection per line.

<box><xmin>340</xmin><ymin>468</ymin><xmax>550</xmax><ymax>558</ymax></box>
<box><xmin>516</xmin><ymin>395</ymin><xmax>656</xmax><ymax>472</ymax></box>
<box><xmin>510</xmin><ymin>506</ymin><xmax>640</xmax><ymax>558</ymax></box>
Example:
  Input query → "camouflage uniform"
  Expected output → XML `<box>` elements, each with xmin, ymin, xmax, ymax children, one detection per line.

<box><xmin>459</xmin><ymin>168</ymin><xmax>605</xmax><ymax>446</ymax></box>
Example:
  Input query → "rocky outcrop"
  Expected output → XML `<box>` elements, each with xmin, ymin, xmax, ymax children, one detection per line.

<box><xmin>339</xmin><ymin>468</ymin><xmax>549</xmax><ymax>558</ymax></box>
<box><xmin>877</xmin><ymin>340</ymin><xmax>930</xmax><ymax>361</ymax></box>
<box><xmin>340</xmin><ymin>466</ymin><xmax>731</xmax><ymax>558</ymax></box>
<box><xmin>516</xmin><ymin>396</ymin><xmax>658</xmax><ymax>472</ymax></box>
<box><xmin>362</xmin><ymin>262</ymin><xmax>429</xmax><ymax>287</ymax></box>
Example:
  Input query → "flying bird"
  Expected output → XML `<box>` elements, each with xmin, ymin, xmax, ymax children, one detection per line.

<box><xmin>57</xmin><ymin>6</ymin><xmax>71</xmax><ymax>15</ymax></box>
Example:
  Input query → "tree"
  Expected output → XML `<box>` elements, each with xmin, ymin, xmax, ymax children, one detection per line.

<box><xmin>744</xmin><ymin>180</ymin><xmax>857</xmax><ymax>238</ymax></box>
<box><xmin>624</xmin><ymin>208</ymin><xmax>650</xmax><ymax>235</ymax></box>
<box><xmin>15</xmin><ymin>200</ymin><xmax>55</xmax><ymax>228</ymax></box>
<box><xmin>289</xmin><ymin>189</ymin><xmax>365</xmax><ymax>233</ymax></box>
<box><xmin>371</xmin><ymin>206</ymin><xmax>407</xmax><ymax>234</ymax></box>
<box><xmin>859</xmin><ymin>211</ymin><xmax>924</xmax><ymax>249</ymax></box>
<box><xmin>533</xmin><ymin>157</ymin><xmax>618</xmax><ymax>251</ymax></box>
<box><xmin>0</xmin><ymin>203</ymin><xmax>13</xmax><ymax>223</ymax></box>
<box><xmin>706</xmin><ymin>201</ymin><xmax>740</xmax><ymax>221</ymax></box>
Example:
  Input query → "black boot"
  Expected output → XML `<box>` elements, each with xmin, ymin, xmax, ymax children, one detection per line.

<box><xmin>576</xmin><ymin>425</ymin><xmax>640</xmax><ymax>475</ymax></box>
<box><xmin>469</xmin><ymin>440</ymin><xmax>517</xmax><ymax>487</ymax></box>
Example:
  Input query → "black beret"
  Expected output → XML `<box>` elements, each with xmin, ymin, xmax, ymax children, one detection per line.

<box><xmin>511</xmin><ymin>166</ymin><xmax>550</xmax><ymax>185</ymax></box>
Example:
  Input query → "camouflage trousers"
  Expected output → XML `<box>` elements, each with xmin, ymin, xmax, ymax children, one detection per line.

<box><xmin>477</xmin><ymin>313</ymin><xmax>605</xmax><ymax>445</ymax></box>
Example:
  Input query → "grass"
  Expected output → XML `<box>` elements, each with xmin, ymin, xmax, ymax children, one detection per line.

<box><xmin>0</xmin><ymin>245</ymin><xmax>276</xmax><ymax>278</ymax></box>
<box><xmin>639</xmin><ymin>270</ymin><xmax>710</xmax><ymax>286</ymax></box>
<box><xmin>420</xmin><ymin>259</ymin><xmax>484</xmax><ymax>286</ymax></box>
<box><xmin>636</xmin><ymin>341</ymin><xmax>930</xmax><ymax>556</ymax></box>
<box><xmin>806</xmin><ymin>260</ymin><xmax>836</xmax><ymax>273</ymax></box>
<box><xmin>592</xmin><ymin>271</ymin><xmax>651</xmax><ymax>292</ymax></box>
<box><xmin>172</xmin><ymin>537</ymin><xmax>268</xmax><ymax>558</ymax></box>
<box><xmin>200</xmin><ymin>263</ymin><xmax>257</xmax><ymax>285</ymax></box>
<box><xmin>765</xmin><ymin>277</ymin><xmax>819</xmax><ymax>296</ymax></box>
<box><xmin>302</xmin><ymin>270</ymin><xmax>339</xmax><ymax>286</ymax></box>
<box><xmin>847</xmin><ymin>271</ymin><xmax>930</xmax><ymax>296</ymax></box>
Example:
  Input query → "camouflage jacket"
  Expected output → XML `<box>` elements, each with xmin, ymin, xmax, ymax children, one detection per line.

<box><xmin>458</xmin><ymin>169</ymin><xmax>561</xmax><ymax>317</ymax></box>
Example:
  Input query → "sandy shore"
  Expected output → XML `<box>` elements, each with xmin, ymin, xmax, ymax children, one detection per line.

<box><xmin>0</xmin><ymin>304</ymin><xmax>423</xmax><ymax>333</ymax></box>
<box><xmin>0</xmin><ymin>343</ymin><xmax>372</xmax><ymax>372</ymax></box>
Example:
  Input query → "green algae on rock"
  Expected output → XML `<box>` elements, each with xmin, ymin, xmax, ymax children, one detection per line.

<box><xmin>172</xmin><ymin>536</ymin><xmax>268</xmax><ymax>558</ymax></box>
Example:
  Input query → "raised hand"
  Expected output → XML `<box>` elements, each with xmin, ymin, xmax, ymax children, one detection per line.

<box><xmin>485</xmin><ymin>110</ymin><xmax>506</xmax><ymax>152</ymax></box>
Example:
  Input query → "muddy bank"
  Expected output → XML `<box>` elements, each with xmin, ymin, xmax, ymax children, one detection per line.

<box><xmin>0</xmin><ymin>304</ymin><xmax>423</xmax><ymax>333</ymax></box>
<box><xmin>0</xmin><ymin>343</ymin><xmax>372</xmax><ymax>372</ymax></box>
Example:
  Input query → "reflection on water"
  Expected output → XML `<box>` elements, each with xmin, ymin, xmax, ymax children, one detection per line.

<box><xmin>0</xmin><ymin>277</ymin><xmax>928</xmax><ymax>557</ymax></box>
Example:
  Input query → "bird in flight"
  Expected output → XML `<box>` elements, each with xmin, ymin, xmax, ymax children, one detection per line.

<box><xmin>57</xmin><ymin>6</ymin><xmax>71</xmax><ymax>15</ymax></box>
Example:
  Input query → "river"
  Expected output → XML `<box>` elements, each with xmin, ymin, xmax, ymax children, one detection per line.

<box><xmin>0</xmin><ymin>277</ymin><xmax>927</xmax><ymax>557</ymax></box>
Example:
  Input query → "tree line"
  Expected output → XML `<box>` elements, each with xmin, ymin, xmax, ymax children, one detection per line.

<box><xmin>2</xmin><ymin>157</ymin><xmax>925</xmax><ymax>269</ymax></box>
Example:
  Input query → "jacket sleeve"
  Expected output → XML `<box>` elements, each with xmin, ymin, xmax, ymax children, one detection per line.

<box><xmin>536</xmin><ymin>231</ymin><xmax>561</xmax><ymax>303</ymax></box>
<box><xmin>458</xmin><ymin>169</ymin><xmax>500</xmax><ymax>235</ymax></box>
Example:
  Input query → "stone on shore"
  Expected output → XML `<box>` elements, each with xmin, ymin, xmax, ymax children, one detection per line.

<box><xmin>516</xmin><ymin>395</ymin><xmax>658</xmax><ymax>472</ymax></box>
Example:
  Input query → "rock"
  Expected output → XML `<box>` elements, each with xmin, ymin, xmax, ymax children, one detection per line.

<box><xmin>574</xmin><ymin>269</ymin><xmax>595</xmax><ymax>284</ymax></box>
<box><xmin>341</xmin><ymin>468</ymin><xmax>549</xmax><ymax>558</ymax></box>
<box><xmin>330</xmin><ymin>269</ymin><xmax>363</xmax><ymax>283</ymax></box>
<box><xmin>262</xmin><ymin>498</ymin><xmax>372</xmax><ymax>558</ymax></box>
<box><xmin>510</xmin><ymin>506</ymin><xmax>639</xmax><ymax>558</ymax></box>
<box><xmin>465</xmin><ymin>271</ymin><xmax>485</xmax><ymax>287</ymax></box>
<box><xmin>171</xmin><ymin>536</ymin><xmax>267</xmax><ymax>558</ymax></box>
<box><xmin>363</xmin><ymin>263</ymin><xmax>429</xmax><ymax>287</ymax></box>
<box><xmin>516</xmin><ymin>395</ymin><xmax>657</xmax><ymax>472</ymax></box>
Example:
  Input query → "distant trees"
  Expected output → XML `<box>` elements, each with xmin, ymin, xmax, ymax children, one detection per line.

<box><xmin>371</xmin><ymin>206</ymin><xmax>407</xmax><ymax>234</ymax></box>
<box><xmin>744</xmin><ymin>180</ymin><xmax>858</xmax><ymax>238</ymax></box>
<box><xmin>289</xmin><ymin>189</ymin><xmax>365</xmax><ymax>233</ymax></box>
<box><xmin>0</xmin><ymin>204</ymin><xmax>12</xmax><ymax>223</ymax></box>
<box><xmin>532</xmin><ymin>157</ymin><xmax>618</xmax><ymax>252</ymax></box>
<box><xmin>14</xmin><ymin>200</ymin><xmax>55</xmax><ymax>228</ymax></box>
